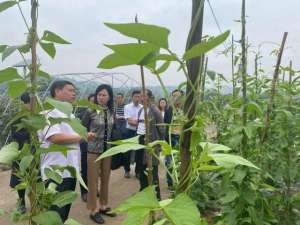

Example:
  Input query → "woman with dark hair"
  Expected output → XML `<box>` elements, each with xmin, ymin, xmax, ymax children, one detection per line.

<box><xmin>82</xmin><ymin>84</ymin><xmax>116</xmax><ymax>224</ymax></box>
<box><xmin>158</xmin><ymin>98</ymin><xmax>168</xmax><ymax>119</ymax></box>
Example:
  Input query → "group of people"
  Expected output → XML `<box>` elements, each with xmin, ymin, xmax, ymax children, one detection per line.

<box><xmin>9</xmin><ymin>80</ymin><xmax>184</xmax><ymax>224</ymax></box>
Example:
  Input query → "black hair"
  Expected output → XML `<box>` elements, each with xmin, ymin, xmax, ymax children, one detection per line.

<box><xmin>88</xmin><ymin>94</ymin><xmax>94</xmax><ymax>101</ymax></box>
<box><xmin>94</xmin><ymin>84</ymin><xmax>114</xmax><ymax>113</ymax></box>
<box><xmin>145</xmin><ymin>89</ymin><xmax>153</xmax><ymax>99</ymax></box>
<box><xmin>116</xmin><ymin>93</ymin><xmax>124</xmax><ymax>97</ymax></box>
<box><xmin>131</xmin><ymin>90</ymin><xmax>141</xmax><ymax>97</ymax></box>
<box><xmin>171</xmin><ymin>89</ymin><xmax>184</xmax><ymax>96</ymax></box>
<box><xmin>20</xmin><ymin>92</ymin><xmax>30</xmax><ymax>104</ymax></box>
<box><xmin>158</xmin><ymin>98</ymin><xmax>168</xmax><ymax>111</ymax></box>
<box><xmin>50</xmin><ymin>80</ymin><xmax>74</xmax><ymax>97</ymax></box>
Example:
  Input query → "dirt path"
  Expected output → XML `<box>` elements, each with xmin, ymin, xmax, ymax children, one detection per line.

<box><xmin>0</xmin><ymin>167</ymin><xmax>169</xmax><ymax>225</ymax></box>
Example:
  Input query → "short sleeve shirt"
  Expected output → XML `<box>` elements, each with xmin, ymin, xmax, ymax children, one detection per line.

<box><xmin>38</xmin><ymin>109</ymin><xmax>81</xmax><ymax>180</ymax></box>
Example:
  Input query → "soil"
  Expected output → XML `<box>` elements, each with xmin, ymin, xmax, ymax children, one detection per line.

<box><xmin>0</xmin><ymin>167</ymin><xmax>170</xmax><ymax>225</ymax></box>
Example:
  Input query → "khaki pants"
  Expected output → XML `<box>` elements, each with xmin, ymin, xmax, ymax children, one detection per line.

<box><xmin>87</xmin><ymin>153</ymin><xmax>112</xmax><ymax>211</ymax></box>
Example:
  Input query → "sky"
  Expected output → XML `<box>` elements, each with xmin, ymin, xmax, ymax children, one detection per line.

<box><xmin>0</xmin><ymin>0</ymin><xmax>299</xmax><ymax>87</ymax></box>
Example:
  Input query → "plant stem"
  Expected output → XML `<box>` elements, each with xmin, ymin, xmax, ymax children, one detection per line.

<box><xmin>28</xmin><ymin>1</ymin><xmax>38</xmax><ymax>224</ymax></box>
<box><xmin>289</xmin><ymin>60</ymin><xmax>293</xmax><ymax>85</ymax></box>
<box><xmin>231</xmin><ymin>35</ymin><xmax>235</xmax><ymax>101</ymax></box>
<box><xmin>17</xmin><ymin>1</ymin><xmax>30</xmax><ymax>31</ymax></box>
<box><xmin>200</xmin><ymin>57</ymin><xmax>208</xmax><ymax>101</ymax></box>
<box><xmin>241</xmin><ymin>0</ymin><xmax>248</xmax><ymax>157</ymax></box>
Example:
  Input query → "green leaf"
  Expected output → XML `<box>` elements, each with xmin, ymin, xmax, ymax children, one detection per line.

<box><xmin>246</xmin><ymin>101</ymin><xmax>263</xmax><ymax>117</ymax></box>
<box><xmin>104</xmin><ymin>22</ymin><xmax>170</xmax><ymax>49</ymax></box>
<box><xmin>8</xmin><ymin>79</ymin><xmax>27</xmax><ymax>98</ymax></box>
<box><xmin>104</xmin><ymin>43</ymin><xmax>159</xmax><ymax>66</ymax></box>
<box><xmin>19</xmin><ymin>155</ymin><xmax>33</xmax><ymax>173</ymax></box>
<box><xmin>15</xmin><ymin>181</ymin><xmax>27</xmax><ymax>190</ymax></box>
<box><xmin>198</xmin><ymin>165</ymin><xmax>222</xmax><ymax>171</ymax></box>
<box><xmin>123</xmin><ymin>208</ymin><xmax>150</xmax><ymax>225</ymax></box>
<box><xmin>66</xmin><ymin>118</ymin><xmax>88</xmax><ymax>141</ymax></box>
<box><xmin>64</xmin><ymin>218</ymin><xmax>82</xmax><ymax>225</ymax></box>
<box><xmin>2</xmin><ymin>45</ymin><xmax>18</xmax><ymax>61</ymax></box>
<box><xmin>44</xmin><ymin>168</ymin><xmax>63</xmax><ymax>184</ymax></box>
<box><xmin>18</xmin><ymin>44</ymin><xmax>30</xmax><ymax>53</ymax></box>
<box><xmin>207</xmin><ymin>70</ymin><xmax>216</xmax><ymax>81</ymax></box>
<box><xmin>183</xmin><ymin>30</ymin><xmax>230</xmax><ymax>60</ymax></box>
<box><xmin>156</xmin><ymin>61</ymin><xmax>170</xmax><ymax>74</ymax></box>
<box><xmin>109</xmin><ymin>135</ymin><xmax>140</xmax><ymax>145</ymax></box>
<box><xmin>38</xmin><ymin>144</ymin><xmax>69</xmax><ymax>157</ymax></box>
<box><xmin>98</xmin><ymin>52</ymin><xmax>135</xmax><ymax>69</ymax></box>
<box><xmin>76</xmin><ymin>168</ymin><xmax>88</xmax><ymax>190</ymax></box>
<box><xmin>0</xmin><ymin>45</ymin><xmax>7</xmax><ymax>52</ymax></box>
<box><xmin>38</xmin><ymin>69</ymin><xmax>51</xmax><ymax>80</ymax></box>
<box><xmin>21</xmin><ymin>115</ymin><xmax>47</xmax><ymax>130</ymax></box>
<box><xmin>148</xmin><ymin>140</ymin><xmax>172</xmax><ymax>156</ymax></box>
<box><xmin>209</xmin><ymin>153</ymin><xmax>260</xmax><ymax>170</ymax></box>
<box><xmin>40</xmin><ymin>41</ymin><xmax>56</xmax><ymax>58</ymax></box>
<box><xmin>0</xmin><ymin>67</ymin><xmax>22</xmax><ymax>84</ymax></box>
<box><xmin>153</xmin><ymin>219</ymin><xmax>168</xmax><ymax>225</ymax></box>
<box><xmin>45</xmin><ymin>97</ymin><xmax>73</xmax><ymax>117</ymax></box>
<box><xmin>61</xmin><ymin>165</ymin><xmax>88</xmax><ymax>190</ymax></box>
<box><xmin>163</xmin><ymin>193</ymin><xmax>201</xmax><ymax>225</ymax></box>
<box><xmin>115</xmin><ymin>186</ymin><xmax>160</xmax><ymax>212</ymax></box>
<box><xmin>53</xmin><ymin>191</ymin><xmax>77</xmax><ymax>208</ymax></box>
<box><xmin>41</xmin><ymin>30</ymin><xmax>71</xmax><ymax>44</ymax></box>
<box><xmin>154</xmin><ymin>54</ymin><xmax>177</xmax><ymax>62</ymax></box>
<box><xmin>220</xmin><ymin>190</ymin><xmax>239</xmax><ymax>204</ymax></box>
<box><xmin>96</xmin><ymin>143</ymin><xmax>145</xmax><ymax>161</ymax></box>
<box><xmin>199</xmin><ymin>142</ymin><xmax>231</xmax><ymax>153</ymax></box>
<box><xmin>75</xmin><ymin>99</ymin><xmax>103</xmax><ymax>112</ymax></box>
<box><xmin>32</xmin><ymin>211</ymin><xmax>63</xmax><ymax>225</ymax></box>
<box><xmin>0</xmin><ymin>142</ymin><xmax>19</xmax><ymax>165</ymax></box>
<box><xmin>0</xmin><ymin>1</ymin><xmax>17</xmax><ymax>13</ymax></box>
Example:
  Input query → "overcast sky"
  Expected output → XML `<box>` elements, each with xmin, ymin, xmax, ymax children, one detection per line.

<box><xmin>0</xmin><ymin>0</ymin><xmax>299</xmax><ymax>87</ymax></box>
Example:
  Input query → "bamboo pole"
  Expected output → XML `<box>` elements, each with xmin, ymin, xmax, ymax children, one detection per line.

<box><xmin>260</xmin><ymin>32</ymin><xmax>288</xmax><ymax>143</ymax></box>
<box><xmin>177</xmin><ymin>0</ymin><xmax>204</xmax><ymax>194</ymax></box>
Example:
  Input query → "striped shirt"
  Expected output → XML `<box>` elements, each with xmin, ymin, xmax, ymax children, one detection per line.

<box><xmin>115</xmin><ymin>104</ymin><xmax>125</xmax><ymax>120</ymax></box>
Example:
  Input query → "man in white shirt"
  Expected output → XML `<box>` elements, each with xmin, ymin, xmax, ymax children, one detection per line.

<box><xmin>38</xmin><ymin>80</ymin><xmax>93</xmax><ymax>222</ymax></box>
<box><xmin>123</xmin><ymin>90</ymin><xmax>142</xmax><ymax>178</ymax></box>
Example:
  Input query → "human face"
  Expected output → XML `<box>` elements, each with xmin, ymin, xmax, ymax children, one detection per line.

<box><xmin>172</xmin><ymin>91</ymin><xmax>183</xmax><ymax>108</ymax></box>
<box><xmin>116</xmin><ymin>94</ymin><xmax>124</xmax><ymax>105</ymax></box>
<box><xmin>55</xmin><ymin>84</ymin><xmax>76</xmax><ymax>103</ymax></box>
<box><xmin>97</xmin><ymin>89</ymin><xmax>110</xmax><ymax>107</ymax></box>
<box><xmin>159</xmin><ymin>99</ymin><xmax>167</xmax><ymax>110</ymax></box>
<box><xmin>132</xmin><ymin>93</ymin><xmax>141</xmax><ymax>105</ymax></box>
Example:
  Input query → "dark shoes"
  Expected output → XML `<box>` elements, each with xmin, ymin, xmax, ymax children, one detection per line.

<box><xmin>124</xmin><ymin>172</ymin><xmax>131</xmax><ymax>179</ymax></box>
<box><xmin>99</xmin><ymin>207</ymin><xmax>117</xmax><ymax>217</ymax></box>
<box><xmin>90</xmin><ymin>212</ymin><xmax>105</xmax><ymax>224</ymax></box>
<box><xmin>18</xmin><ymin>204</ymin><xmax>26</xmax><ymax>214</ymax></box>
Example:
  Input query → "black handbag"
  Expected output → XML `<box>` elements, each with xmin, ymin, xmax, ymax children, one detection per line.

<box><xmin>110</xmin><ymin>122</ymin><xmax>124</xmax><ymax>170</ymax></box>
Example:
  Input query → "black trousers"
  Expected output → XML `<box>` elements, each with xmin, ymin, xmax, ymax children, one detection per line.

<box><xmin>139</xmin><ymin>164</ymin><xmax>161</xmax><ymax>200</ymax></box>
<box><xmin>49</xmin><ymin>178</ymin><xmax>76</xmax><ymax>222</ymax></box>
<box><xmin>123</xmin><ymin>129</ymin><xmax>136</xmax><ymax>172</ymax></box>
<box><xmin>80</xmin><ymin>142</ymin><xmax>88</xmax><ymax>196</ymax></box>
<box><xmin>137</xmin><ymin>135</ymin><xmax>161</xmax><ymax>200</ymax></box>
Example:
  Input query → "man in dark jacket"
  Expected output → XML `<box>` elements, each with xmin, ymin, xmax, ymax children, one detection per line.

<box><xmin>10</xmin><ymin>92</ymin><xmax>31</xmax><ymax>214</ymax></box>
<box><xmin>136</xmin><ymin>89</ymin><xmax>165</xmax><ymax>200</ymax></box>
